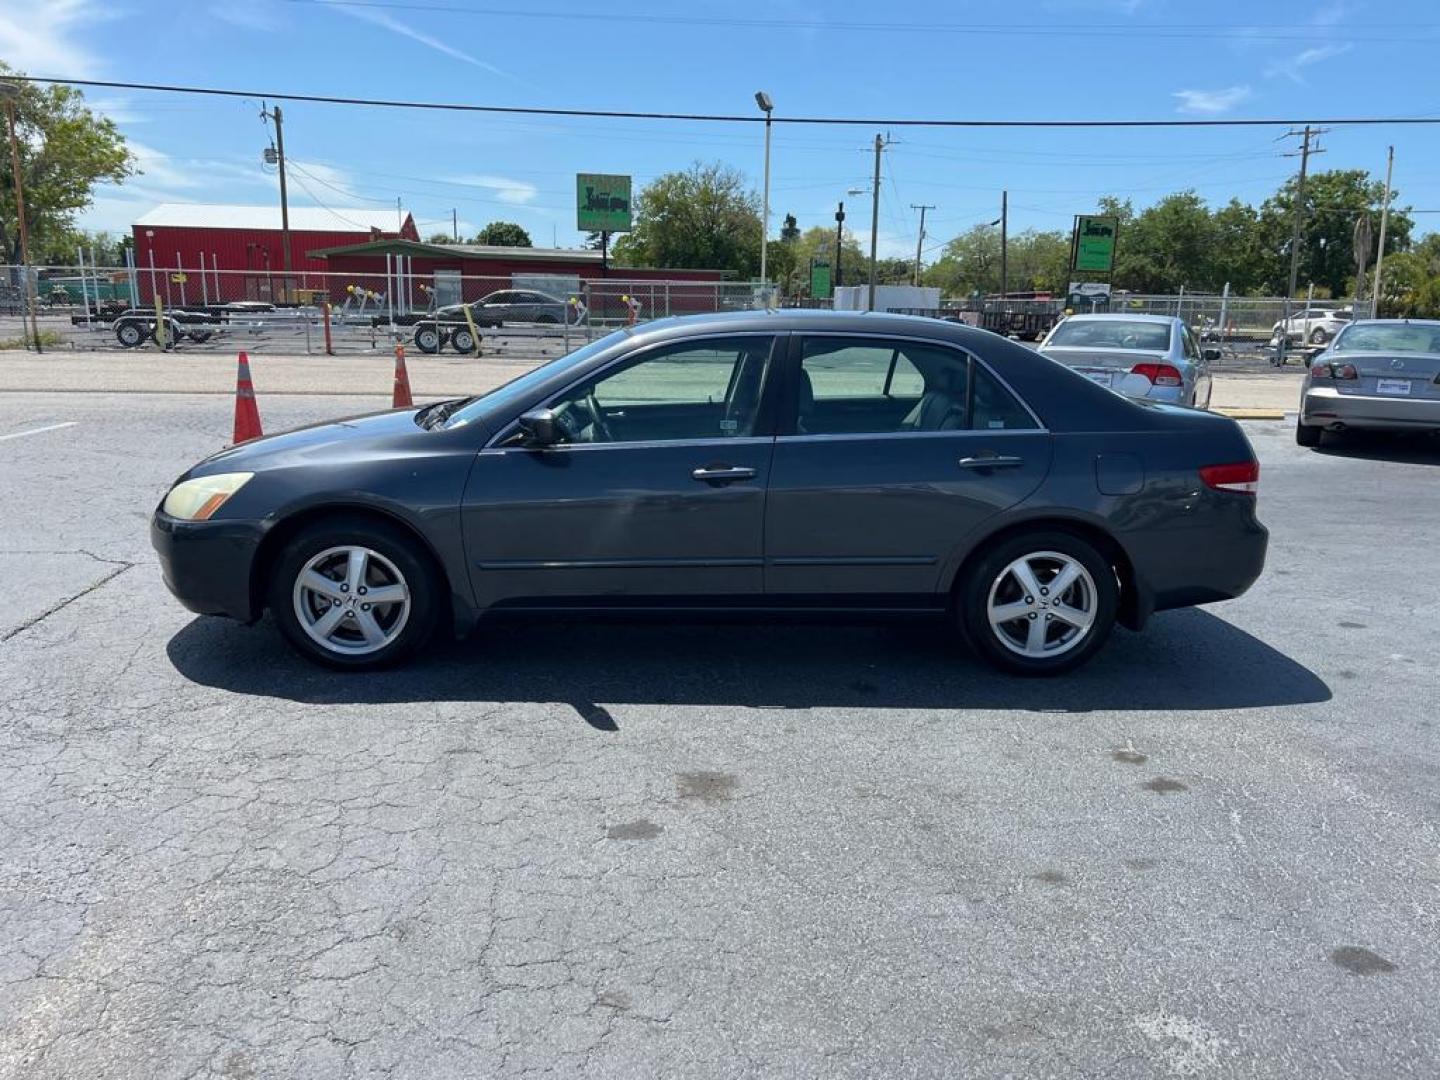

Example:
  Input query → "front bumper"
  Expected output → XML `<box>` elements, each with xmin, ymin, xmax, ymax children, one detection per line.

<box><xmin>1300</xmin><ymin>386</ymin><xmax>1440</xmax><ymax>431</ymax></box>
<box><xmin>151</xmin><ymin>510</ymin><xmax>265</xmax><ymax>622</ymax></box>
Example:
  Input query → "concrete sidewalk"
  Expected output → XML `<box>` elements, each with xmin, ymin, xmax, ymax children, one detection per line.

<box><xmin>0</xmin><ymin>348</ymin><xmax>1303</xmax><ymax>416</ymax></box>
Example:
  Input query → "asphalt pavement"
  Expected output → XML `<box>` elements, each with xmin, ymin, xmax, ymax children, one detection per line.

<box><xmin>1</xmin><ymin>391</ymin><xmax>1438</xmax><ymax>1079</ymax></box>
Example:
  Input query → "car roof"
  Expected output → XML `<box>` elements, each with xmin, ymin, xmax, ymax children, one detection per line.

<box><xmin>632</xmin><ymin>307</ymin><xmax>1000</xmax><ymax>340</ymax></box>
<box><xmin>1343</xmin><ymin>317</ymin><xmax>1440</xmax><ymax>328</ymax></box>
<box><xmin>1057</xmin><ymin>313</ymin><xmax>1179</xmax><ymax>324</ymax></box>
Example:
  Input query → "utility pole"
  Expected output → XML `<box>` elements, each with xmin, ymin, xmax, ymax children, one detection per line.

<box><xmin>1280</xmin><ymin>125</ymin><xmax>1325</xmax><ymax>364</ymax></box>
<box><xmin>867</xmin><ymin>133</ymin><xmax>888</xmax><ymax>312</ymax></box>
<box><xmin>452</xmin><ymin>208</ymin><xmax>459</xmax><ymax>242</ymax></box>
<box><xmin>260</xmin><ymin>103</ymin><xmax>293</xmax><ymax>281</ymax></box>
<box><xmin>755</xmin><ymin>92</ymin><xmax>774</xmax><ymax>295</ymax></box>
<box><xmin>910</xmin><ymin>203</ymin><xmax>935</xmax><ymax>286</ymax></box>
<box><xmin>1000</xmin><ymin>190</ymin><xmax>1009</xmax><ymax>299</ymax></box>
<box><xmin>834</xmin><ymin>201</ymin><xmax>846</xmax><ymax>289</ymax></box>
<box><xmin>0</xmin><ymin>81</ymin><xmax>41</xmax><ymax>353</ymax></box>
<box><xmin>1372</xmin><ymin>145</ymin><xmax>1395</xmax><ymax>316</ymax></box>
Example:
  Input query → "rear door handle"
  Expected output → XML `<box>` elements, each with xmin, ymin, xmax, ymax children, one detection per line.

<box><xmin>958</xmin><ymin>454</ymin><xmax>1025</xmax><ymax>470</ymax></box>
<box><xmin>691</xmin><ymin>465</ymin><xmax>758</xmax><ymax>484</ymax></box>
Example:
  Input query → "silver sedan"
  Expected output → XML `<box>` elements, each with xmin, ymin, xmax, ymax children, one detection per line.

<box><xmin>1297</xmin><ymin>319</ymin><xmax>1440</xmax><ymax>446</ymax></box>
<box><xmin>1038</xmin><ymin>313</ymin><xmax>1214</xmax><ymax>409</ymax></box>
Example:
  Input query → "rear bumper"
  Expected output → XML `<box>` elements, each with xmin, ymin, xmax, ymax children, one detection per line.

<box><xmin>151</xmin><ymin>510</ymin><xmax>264</xmax><ymax>622</ymax></box>
<box><xmin>1300</xmin><ymin>386</ymin><xmax>1440</xmax><ymax>431</ymax></box>
<box><xmin>1140</xmin><ymin>510</ymin><xmax>1269</xmax><ymax>617</ymax></box>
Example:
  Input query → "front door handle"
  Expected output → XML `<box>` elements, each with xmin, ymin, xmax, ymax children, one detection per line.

<box><xmin>958</xmin><ymin>453</ymin><xmax>1025</xmax><ymax>470</ymax></box>
<box><xmin>691</xmin><ymin>464</ymin><xmax>758</xmax><ymax>484</ymax></box>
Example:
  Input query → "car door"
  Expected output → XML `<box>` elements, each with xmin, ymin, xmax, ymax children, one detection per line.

<box><xmin>462</xmin><ymin>334</ymin><xmax>780</xmax><ymax>608</ymax></box>
<box><xmin>764</xmin><ymin>334</ymin><xmax>1052</xmax><ymax>598</ymax></box>
<box><xmin>1181</xmin><ymin>325</ymin><xmax>1211</xmax><ymax>406</ymax></box>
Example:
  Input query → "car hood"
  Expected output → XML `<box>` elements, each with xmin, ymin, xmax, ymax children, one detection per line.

<box><xmin>188</xmin><ymin>407</ymin><xmax>429</xmax><ymax>477</ymax></box>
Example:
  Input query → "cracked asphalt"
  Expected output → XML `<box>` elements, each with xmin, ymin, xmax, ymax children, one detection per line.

<box><xmin>2</xmin><ymin>391</ymin><xmax>1438</xmax><ymax>1079</ymax></box>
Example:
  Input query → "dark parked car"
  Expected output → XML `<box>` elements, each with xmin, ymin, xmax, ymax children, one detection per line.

<box><xmin>153</xmin><ymin>311</ymin><xmax>1267</xmax><ymax>675</ymax></box>
<box><xmin>413</xmin><ymin>290</ymin><xmax>571</xmax><ymax>353</ymax></box>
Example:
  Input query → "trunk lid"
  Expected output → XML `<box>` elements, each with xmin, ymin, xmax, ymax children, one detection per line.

<box><xmin>1331</xmin><ymin>350</ymin><xmax>1440</xmax><ymax>401</ymax></box>
<box><xmin>1040</xmin><ymin>346</ymin><xmax>1164</xmax><ymax>390</ymax></box>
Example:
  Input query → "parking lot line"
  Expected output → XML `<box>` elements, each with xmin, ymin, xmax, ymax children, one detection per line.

<box><xmin>0</xmin><ymin>421</ymin><xmax>78</xmax><ymax>442</ymax></box>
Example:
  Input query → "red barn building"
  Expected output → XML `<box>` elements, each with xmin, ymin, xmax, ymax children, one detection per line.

<box><xmin>132</xmin><ymin>203</ymin><xmax>418</xmax><ymax>304</ymax></box>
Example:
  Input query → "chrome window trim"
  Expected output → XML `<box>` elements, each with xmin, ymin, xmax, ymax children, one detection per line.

<box><xmin>484</xmin><ymin>331</ymin><xmax>782</xmax><ymax>450</ymax></box>
<box><xmin>480</xmin><ymin>434</ymin><xmax>775</xmax><ymax>457</ymax></box>
<box><xmin>788</xmin><ymin>330</ymin><xmax>1048</xmax><ymax>433</ymax></box>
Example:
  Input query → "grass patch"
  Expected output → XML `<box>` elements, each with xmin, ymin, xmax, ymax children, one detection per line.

<box><xmin>0</xmin><ymin>329</ymin><xmax>68</xmax><ymax>349</ymax></box>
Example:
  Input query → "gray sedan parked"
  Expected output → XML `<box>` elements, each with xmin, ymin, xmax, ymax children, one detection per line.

<box><xmin>1038</xmin><ymin>313</ymin><xmax>1214</xmax><ymax>408</ymax></box>
<box><xmin>152</xmin><ymin>311</ymin><xmax>1266</xmax><ymax>676</ymax></box>
<box><xmin>1297</xmin><ymin>318</ymin><xmax>1440</xmax><ymax>445</ymax></box>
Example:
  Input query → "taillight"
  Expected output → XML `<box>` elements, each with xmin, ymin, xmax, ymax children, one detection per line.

<box><xmin>1200</xmin><ymin>461</ymin><xmax>1259</xmax><ymax>496</ymax></box>
<box><xmin>1308</xmin><ymin>362</ymin><xmax>1357</xmax><ymax>380</ymax></box>
<box><xmin>1309</xmin><ymin>361</ymin><xmax>1332</xmax><ymax>379</ymax></box>
<box><xmin>1335</xmin><ymin>363</ymin><xmax>1358</xmax><ymax>380</ymax></box>
<box><xmin>1131</xmin><ymin>362</ymin><xmax>1183</xmax><ymax>387</ymax></box>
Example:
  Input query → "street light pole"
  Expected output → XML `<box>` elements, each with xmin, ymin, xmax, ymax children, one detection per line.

<box><xmin>867</xmin><ymin>133</ymin><xmax>884</xmax><ymax>312</ymax></box>
<box><xmin>755</xmin><ymin>91</ymin><xmax>774</xmax><ymax>300</ymax></box>
<box><xmin>0</xmin><ymin>81</ymin><xmax>41</xmax><ymax>353</ymax></box>
<box><xmin>834</xmin><ymin>201</ymin><xmax>845</xmax><ymax>289</ymax></box>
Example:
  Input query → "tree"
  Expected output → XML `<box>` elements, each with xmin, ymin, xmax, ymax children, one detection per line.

<box><xmin>924</xmin><ymin>224</ymin><xmax>1002</xmax><ymax>295</ymax></box>
<box><xmin>1255</xmin><ymin>169</ymin><xmax>1413</xmax><ymax>296</ymax></box>
<box><xmin>0</xmin><ymin>63</ymin><xmax>135</xmax><ymax>265</ymax></box>
<box><xmin>610</xmin><ymin>161</ymin><xmax>761</xmax><ymax>278</ymax></box>
<box><xmin>426</xmin><ymin>232</ymin><xmax>454</xmax><ymax>245</ymax></box>
<box><xmin>1380</xmin><ymin>234</ymin><xmax>1440</xmax><ymax>318</ymax></box>
<box><xmin>472</xmin><ymin>221</ymin><xmax>532</xmax><ymax>247</ymax></box>
<box><xmin>789</xmin><ymin>225</ymin><xmax>866</xmax><ymax>290</ymax></box>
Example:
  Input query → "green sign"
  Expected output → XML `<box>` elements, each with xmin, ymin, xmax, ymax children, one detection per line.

<box><xmin>577</xmin><ymin>173</ymin><xmax>632</xmax><ymax>233</ymax></box>
<box><xmin>1072</xmin><ymin>215</ymin><xmax>1119</xmax><ymax>273</ymax></box>
<box><xmin>810</xmin><ymin>259</ymin><xmax>832</xmax><ymax>299</ymax></box>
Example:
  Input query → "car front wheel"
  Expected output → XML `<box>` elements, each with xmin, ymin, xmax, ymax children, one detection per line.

<box><xmin>269</xmin><ymin>517</ymin><xmax>440</xmax><ymax>669</ymax></box>
<box><xmin>1310</xmin><ymin>327</ymin><xmax>1330</xmax><ymax>345</ymax></box>
<box><xmin>958</xmin><ymin>531</ymin><xmax>1118</xmax><ymax>675</ymax></box>
<box><xmin>413</xmin><ymin>325</ymin><xmax>441</xmax><ymax>353</ymax></box>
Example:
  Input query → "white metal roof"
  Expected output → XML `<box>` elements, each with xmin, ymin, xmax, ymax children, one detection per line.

<box><xmin>133</xmin><ymin>203</ymin><xmax>412</xmax><ymax>233</ymax></box>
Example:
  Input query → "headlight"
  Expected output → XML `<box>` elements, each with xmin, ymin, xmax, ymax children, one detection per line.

<box><xmin>162</xmin><ymin>472</ymin><xmax>254</xmax><ymax>521</ymax></box>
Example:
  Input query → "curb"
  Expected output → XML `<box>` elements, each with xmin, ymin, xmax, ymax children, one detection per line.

<box><xmin>1214</xmin><ymin>408</ymin><xmax>1288</xmax><ymax>420</ymax></box>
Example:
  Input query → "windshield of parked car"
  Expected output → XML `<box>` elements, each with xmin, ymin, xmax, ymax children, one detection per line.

<box><xmin>1047</xmin><ymin>319</ymin><xmax>1172</xmax><ymax>351</ymax></box>
<box><xmin>1333</xmin><ymin>323</ymin><xmax>1440</xmax><ymax>354</ymax></box>
<box><xmin>439</xmin><ymin>329</ymin><xmax>631</xmax><ymax>429</ymax></box>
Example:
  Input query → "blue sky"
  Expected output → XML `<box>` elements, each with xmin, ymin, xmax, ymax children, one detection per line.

<box><xmin>5</xmin><ymin>0</ymin><xmax>1437</xmax><ymax>259</ymax></box>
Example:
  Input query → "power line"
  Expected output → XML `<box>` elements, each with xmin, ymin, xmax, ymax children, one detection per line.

<box><xmin>18</xmin><ymin>77</ymin><xmax>1440</xmax><ymax>129</ymax></box>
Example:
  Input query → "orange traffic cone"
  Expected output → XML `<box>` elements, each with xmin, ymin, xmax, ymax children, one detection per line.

<box><xmin>232</xmin><ymin>352</ymin><xmax>263</xmax><ymax>444</ymax></box>
<box><xmin>392</xmin><ymin>343</ymin><xmax>414</xmax><ymax>408</ymax></box>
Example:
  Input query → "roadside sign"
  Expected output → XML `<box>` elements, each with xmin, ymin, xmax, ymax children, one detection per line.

<box><xmin>1071</xmin><ymin>215</ymin><xmax>1119</xmax><ymax>273</ymax></box>
<box><xmin>577</xmin><ymin>174</ymin><xmax>632</xmax><ymax>233</ymax></box>
<box><xmin>1067</xmin><ymin>281</ymin><xmax>1112</xmax><ymax>310</ymax></box>
<box><xmin>170</xmin><ymin>273</ymin><xmax>188</xmax><ymax>283</ymax></box>
<box><xmin>810</xmin><ymin>259</ymin><xmax>832</xmax><ymax>299</ymax></box>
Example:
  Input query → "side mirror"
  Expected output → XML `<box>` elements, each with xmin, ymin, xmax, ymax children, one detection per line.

<box><xmin>517</xmin><ymin>407</ymin><xmax>559</xmax><ymax>446</ymax></box>
<box><xmin>1203</xmin><ymin>347</ymin><xmax>1221</xmax><ymax>362</ymax></box>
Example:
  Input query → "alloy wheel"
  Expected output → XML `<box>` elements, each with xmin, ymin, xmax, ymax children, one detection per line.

<box><xmin>292</xmin><ymin>545</ymin><xmax>411</xmax><ymax>656</ymax></box>
<box><xmin>985</xmin><ymin>551</ymin><xmax>1097</xmax><ymax>659</ymax></box>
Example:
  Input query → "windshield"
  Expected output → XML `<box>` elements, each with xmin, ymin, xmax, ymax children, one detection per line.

<box><xmin>440</xmin><ymin>329</ymin><xmax>631</xmax><ymax>429</ymax></box>
<box><xmin>1333</xmin><ymin>322</ymin><xmax>1440</xmax><ymax>354</ymax></box>
<box><xmin>1047</xmin><ymin>319</ymin><xmax>1172</xmax><ymax>351</ymax></box>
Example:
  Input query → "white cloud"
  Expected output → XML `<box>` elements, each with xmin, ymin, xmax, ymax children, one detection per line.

<box><xmin>1172</xmin><ymin>85</ymin><xmax>1252</xmax><ymax>116</ymax></box>
<box><xmin>323</xmin><ymin>3</ymin><xmax>508</xmax><ymax>75</ymax></box>
<box><xmin>446</xmin><ymin>174</ymin><xmax>541</xmax><ymax>205</ymax></box>
<box><xmin>1266</xmin><ymin>42</ymin><xmax>1353</xmax><ymax>83</ymax></box>
<box><xmin>0</xmin><ymin>0</ymin><xmax>110</xmax><ymax>77</ymax></box>
<box><xmin>208</xmin><ymin>3</ymin><xmax>282</xmax><ymax>32</ymax></box>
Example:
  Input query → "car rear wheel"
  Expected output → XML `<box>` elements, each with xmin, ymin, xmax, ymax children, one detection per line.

<box><xmin>1295</xmin><ymin>417</ymin><xmax>1322</xmax><ymax>447</ymax></box>
<box><xmin>958</xmin><ymin>531</ymin><xmax>1118</xmax><ymax>675</ymax></box>
<box><xmin>414</xmin><ymin>324</ymin><xmax>441</xmax><ymax>354</ymax></box>
<box><xmin>269</xmin><ymin>517</ymin><xmax>440</xmax><ymax>669</ymax></box>
<box><xmin>450</xmin><ymin>327</ymin><xmax>476</xmax><ymax>353</ymax></box>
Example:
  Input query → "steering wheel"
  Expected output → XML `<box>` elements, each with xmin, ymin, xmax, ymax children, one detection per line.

<box><xmin>586</xmin><ymin>387</ymin><xmax>613</xmax><ymax>442</ymax></box>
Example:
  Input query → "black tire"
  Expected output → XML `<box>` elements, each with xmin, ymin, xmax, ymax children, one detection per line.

<box><xmin>187</xmin><ymin>330</ymin><xmax>213</xmax><ymax>344</ymax></box>
<box><xmin>1295</xmin><ymin>418</ymin><xmax>1322</xmax><ymax>447</ymax></box>
<box><xmin>115</xmin><ymin>321</ymin><xmax>145</xmax><ymax>348</ymax></box>
<box><xmin>450</xmin><ymin>327</ymin><xmax>476</xmax><ymax>353</ymax></box>
<box><xmin>413</xmin><ymin>324</ymin><xmax>441</xmax><ymax>354</ymax></box>
<box><xmin>957</xmin><ymin>529</ymin><xmax>1118</xmax><ymax>676</ymax></box>
<box><xmin>268</xmin><ymin>515</ymin><xmax>442</xmax><ymax>670</ymax></box>
<box><xmin>1309</xmin><ymin>327</ymin><xmax>1330</xmax><ymax>345</ymax></box>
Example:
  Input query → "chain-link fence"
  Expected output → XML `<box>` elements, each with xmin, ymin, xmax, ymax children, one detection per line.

<box><xmin>1</xmin><ymin>264</ymin><xmax>760</xmax><ymax>357</ymax></box>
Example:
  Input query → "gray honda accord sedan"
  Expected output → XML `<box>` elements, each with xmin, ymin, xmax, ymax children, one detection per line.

<box><xmin>152</xmin><ymin>310</ymin><xmax>1267</xmax><ymax>675</ymax></box>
